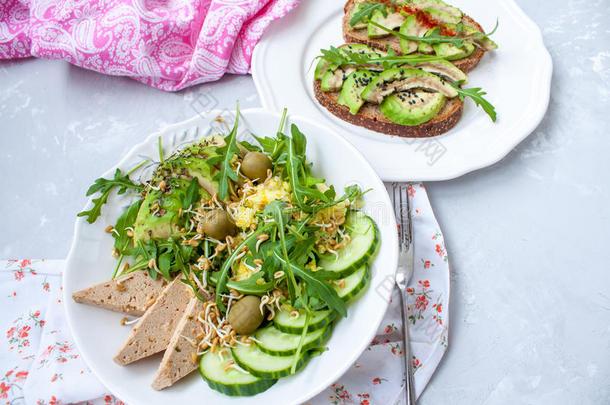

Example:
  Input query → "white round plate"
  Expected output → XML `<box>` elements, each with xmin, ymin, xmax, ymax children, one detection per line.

<box><xmin>64</xmin><ymin>108</ymin><xmax>398</xmax><ymax>405</ymax></box>
<box><xmin>252</xmin><ymin>0</ymin><xmax>553</xmax><ymax>181</ymax></box>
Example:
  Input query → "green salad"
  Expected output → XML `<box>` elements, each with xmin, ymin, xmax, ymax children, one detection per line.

<box><xmin>79</xmin><ymin>107</ymin><xmax>380</xmax><ymax>396</ymax></box>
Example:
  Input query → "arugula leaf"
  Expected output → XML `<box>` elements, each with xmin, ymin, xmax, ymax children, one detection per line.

<box><xmin>157</xmin><ymin>251</ymin><xmax>173</xmax><ymax>279</ymax></box>
<box><xmin>252</xmin><ymin>111</ymin><xmax>289</xmax><ymax>161</ymax></box>
<box><xmin>212</xmin><ymin>103</ymin><xmax>241</xmax><ymax>200</ymax></box>
<box><xmin>368</xmin><ymin>21</ymin><xmax>468</xmax><ymax>47</ymax></box>
<box><xmin>285</xmin><ymin>125</ymin><xmax>327</xmax><ymax>212</ymax></box>
<box><xmin>318</xmin><ymin>46</ymin><xmax>351</xmax><ymax>66</ymax></box>
<box><xmin>158</xmin><ymin>136</ymin><xmax>164</xmax><ymax>164</ymax></box>
<box><xmin>274</xmin><ymin>253</ymin><xmax>347</xmax><ymax>317</ymax></box>
<box><xmin>112</xmin><ymin>199</ymin><xmax>142</xmax><ymax>255</ymax></box>
<box><xmin>366</xmin><ymin>19</ymin><xmax>499</xmax><ymax>49</ymax></box>
<box><xmin>289</xmin><ymin>236</ymin><xmax>317</xmax><ymax>267</ymax></box>
<box><xmin>350</xmin><ymin>1</ymin><xmax>387</xmax><ymax>26</ymax></box>
<box><xmin>181</xmin><ymin>178</ymin><xmax>201</xmax><ymax>209</ymax></box>
<box><xmin>237</xmin><ymin>140</ymin><xmax>261</xmax><ymax>152</ymax></box>
<box><xmin>291</xmin><ymin>308</ymin><xmax>311</xmax><ymax>374</ymax></box>
<box><xmin>451</xmin><ymin>81</ymin><xmax>497</xmax><ymax>122</ymax></box>
<box><xmin>252</xmin><ymin>134</ymin><xmax>279</xmax><ymax>155</ymax></box>
<box><xmin>263</xmin><ymin>200</ymin><xmax>299</xmax><ymax>303</ymax></box>
<box><xmin>130</xmin><ymin>239</ymin><xmax>158</xmax><ymax>280</ymax></box>
<box><xmin>291</xmin><ymin>122</ymin><xmax>307</xmax><ymax>157</ymax></box>
<box><xmin>320</xmin><ymin>46</ymin><xmax>445</xmax><ymax>69</ymax></box>
<box><xmin>78</xmin><ymin>167</ymin><xmax>144</xmax><ymax>224</ymax></box>
<box><xmin>207</xmin><ymin>271</ymin><xmax>274</xmax><ymax>295</ymax></box>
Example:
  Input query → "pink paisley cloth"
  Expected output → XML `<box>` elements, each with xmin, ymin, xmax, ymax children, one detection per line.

<box><xmin>0</xmin><ymin>0</ymin><xmax>300</xmax><ymax>91</ymax></box>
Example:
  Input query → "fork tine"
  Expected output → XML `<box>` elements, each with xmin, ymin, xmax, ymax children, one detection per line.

<box><xmin>399</xmin><ymin>183</ymin><xmax>405</xmax><ymax>249</ymax></box>
<box><xmin>405</xmin><ymin>184</ymin><xmax>412</xmax><ymax>247</ymax></box>
<box><xmin>391</xmin><ymin>183</ymin><xmax>401</xmax><ymax>249</ymax></box>
<box><xmin>399</xmin><ymin>183</ymin><xmax>413</xmax><ymax>249</ymax></box>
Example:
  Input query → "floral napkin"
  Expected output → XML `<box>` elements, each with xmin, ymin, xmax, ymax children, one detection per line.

<box><xmin>0</xmin><ymin>0</ymin><xmax>301</xmax><ymax>91</ymax></box>
<box><xmin>0</xmin><ymin>184</ymin><xmax>450</xmax><ymax>405</ymax></box>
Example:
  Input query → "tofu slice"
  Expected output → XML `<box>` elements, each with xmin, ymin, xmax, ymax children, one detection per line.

<box><xmin>72</xmin><ymin>270</ymin><xmax>167</xmax><ymax>316</ymax></box>
<box><xmin>114</xmin><ymin>277</ymin><xmax>191</xmax><ymax>366</ymax></box>
<box><xmin>151</xmin><ymin>297</ymin><xmax>205</xmax><ymax>390</ymax></box>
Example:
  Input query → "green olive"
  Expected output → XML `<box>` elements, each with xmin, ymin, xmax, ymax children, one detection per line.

<box><xmin>241</xmin><ymin>152</ymin><xmax>272</xmax><ymax>181</ymax></box>
<box><xmin>228</xmin><ymin>295</ymin><xmax>263</xmax><ymax>335</ymax></box>
<box><xmin>202</xmin><ymin>209</ymin><xmax>237</xmax><ymax>240</ymax></box>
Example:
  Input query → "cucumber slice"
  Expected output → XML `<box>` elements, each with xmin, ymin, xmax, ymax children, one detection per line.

<box><xmin>332</xmin><ymin>265</ymin><xmax>371</xmax><ymax>302</ymax></box>
<box><xmin>274</xmin><ymin>309</ymin><xmax>336</xmax><ymax>334</ymax></box>
<box><xmin>318</xmin><ymin>211</ymin><xmax>379</xmax><ymax>279</ymax></box>
<box><xmin>199</xmin><ymin>350</ymin><xmax>276</xmax><ymax>396</ymax></box>
<box><xmin>254</xmin><ymin>325</ymin><xmax>330</xmax><ymax>356</ymax></box>
<box><xmin>232</xmin><ymin>343</ymin><xmax>310</xmax><ymax>379</ymax></box>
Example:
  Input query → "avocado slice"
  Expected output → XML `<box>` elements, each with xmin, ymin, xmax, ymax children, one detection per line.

<box><xmin>421</xmin><ymin>8</ymin><xmax>461</xmax><ymax>24</ymax></box>
<box><xmin>133</xmin><ymin>137</ymin><xmax>222</xmax><ymax>242</ymax></box>
<box><xmin>360</xmin><ymin>68</ymin><xmax>457</xmax><ymax>104</ymax></box>
<box><xmin>399</xmin><ymin>15</ymin><xmax>427</xmax><ymax>54</ymax></box>
<box><xmin>415</xmin><ymin>60</ymin><xmax>468</xmax><ymax>83</ymax></box>
<box><xmin>457</xmin><ymin>23</ymin><xmax>498</xmax><ymax>51</ymax></box>
<box><xmin>314</xmin><ymin>59</ymin><xmax>331</xmax><ymax>81</ymax></box>
<box><xmin>411</xmin><ymin>0</ymin><xmax>463</xmax><ymax>19</ymax></box>
<box><xmin>321</xmin><ymin>66</ymin><xmax>356</xmax><ymax>92</ymax></box>
<box><xmin>433</xmin><ymin>41</ymin><xmax>475</xmax><ymax>61</ymax></box>
<box><xmin>349</xmin><ymin>2</ymin><xmax>371</xmax><ymax>29</ymax></box>
<box><xmin>417</xmin><ymin>29</ymin><xmax>435</xmax><ymax>54</ymax></box>
<box><xmin>367</xmin><ymin>9</ymin><xmax>406</xmax><ymax>38</ymax></box>
<box><xmin>133</xmin><ymin>177</ymin><xmax>210</xmax><ymax>241</ymax></box>
<box><xmin>380</xmin><ymin>90</ymin><xmax>447</xmax><ymax>126</ymax></box>
<box><xmin>338</xmin><ymin>69</ymin><xmax>378</xmax><ymax>114</ymax></box>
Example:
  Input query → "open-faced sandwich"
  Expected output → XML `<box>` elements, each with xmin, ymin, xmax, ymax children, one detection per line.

<box><xmin>313</xmin><ymin>44</ymin><xmax>496</xmax><ymax>137</ymax></box>
<box><xmin>73</xmin><ymin>106</ymin><xmax>379</xmax><ymax>396</ymax></box>
<box><xmin>344</xmin><ymin>0</ymin><xmax>498</xmax><ymax>73</ymax></box>
<box><xmin>312</xmin><ymin>0</ymin><xmax>498</xmax><ymax>138</ymax></box>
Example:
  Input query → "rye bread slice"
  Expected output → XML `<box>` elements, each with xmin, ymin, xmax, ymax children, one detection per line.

<box><xmin>151</xmin><ymin>297</ymin><xmax>206</xmax><ymax>390</ymax></box>
<box><xmin>72</xmin><ymin>270</ymin><xmax>168</xmax><ymax>316</ymax></box>
<box><xmin>342</xmin><ymin>0</ymin><xmax>486</xmax><ymax>73</ymax></box>
<box><xmin>114</xmin><ymin>277</ymin><xmax>192</xmax><ymax>366</ymax></box>
<box><xmin>313</xmin><ymin>79</ymin><xmax>462</xmax><ymax>138</ymax></box>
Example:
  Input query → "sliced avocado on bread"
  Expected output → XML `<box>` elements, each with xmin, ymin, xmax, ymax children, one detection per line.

<box><xmin>380</xmin><ymin>90</ymin><xmax>447</xmax><ymax>126</ymax></box>
<box><xmin>343</xmin><ymin>0</ymin><xmax>497</xmax><ymax>73</ymax></box>
<box><xmin>359</xmin><ymin>68</ymin><xmax>458</xmax><ymax>104</ymax></box>
<box><xmin>337</xmin><ymin>69</ymin><xmax>378</xmax><ymax>114</ymax></box>
<box><xmin>314</xmin><ymin>44</ymin><xmax>468</xmax><ymax>137</ymax></box>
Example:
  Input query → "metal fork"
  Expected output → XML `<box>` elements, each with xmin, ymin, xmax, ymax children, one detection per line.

<box><xmin>391</xmin><ymin>182</ymin><xmax>417</xmax><ymax>405</ymax></box>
